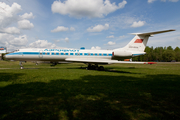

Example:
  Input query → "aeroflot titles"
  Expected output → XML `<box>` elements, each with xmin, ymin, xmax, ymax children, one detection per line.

<box><xmin>44</xmin><ymin>49</ymin><xmax>80</xmax><ymax>52</ymax></box>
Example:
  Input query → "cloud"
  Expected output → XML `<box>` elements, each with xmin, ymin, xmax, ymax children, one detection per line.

<box><xmin>0</xmin><ymin>27</ymin><xmax>20</xmax><ymax>34</ymax></box>
<box><xmin>29</xmin><ymin>40</ymin><xmax>56</xmax><ymax>48</ymax></box>
<box><xmin>0</xmin><ymin>2</ymin><xmax>22</xmax><ymax>28</ymax></box>
<box><xmin>131</xmin><ymin>21</ymin><xmax>145</xmax><ymax>28</ymax></box>
<box><xmin>148</xmin><ymin>0</ymin><xmax>156</xmax><ymax>3</ymax></box>
<box><xmin>18</xmin><ymin>19</ymin><xmax>34</xmax><ymax>29</ymax></box>
<box><xmin>107</xmin><ymin>41</ymin><xmax>115</xmax><ymax>45</ymax></box>
<box><xmin>70</xmin><ymin>27</ymin><xmax>75</xmax><ymax>31</ymax></box>
<box><xmin>10</xmin><ymin>35</ymin><xmax>28</xmax><ymax>46</ymax></box>
<box><xmin>64</xmin><ymin>37</ymin><xmax>69</xmax><ymax>42</ymax></box>
<box><xmin>0</xmin><ymin>2</ymin><xmax>34</xmax><ymax>33</ymax></box>
<box><xmin>149</xmin><ymin>0</ymin><xmax>179</xmax><ymax>3</ymax></box>
<box><xmin>0</xmin><ymin>2</ymin><xmax>35</xmax><ymax>51</ymax></box>
<box><xmin>119</xmin><ymin>35</ymin><xmax>125</xmax><ymax>39</ymax></box>
<box><xmin>99</xmin><ymin>14</ymin><xmax>144</xmax><ymax>29</ymax></box>
<box><xmin>0</xmin><ymin>33</ymin><xmax>28</xmax><ymax>51</ymax></box>
<box><xmin>51</xmin><ymin>26</ymin><xmax>69</xmax><ymax>32</ymax></box>
<box><xmin>87</xmin><ymin>24</ymin><xmax>109</xmax><ymax>32</ymax></box>
<box><xmin>106</xmin><ymin>35</ymin><xmax>114</xmax><ymax>38</ymax></box>
<box><xmin>51</xmin><ymin>26</ymin><xmax>75</xmax><ymax>32</ymax></box>
<box><xmin>51</xmin><ymin>0</ymin><xmax>127</xmax><ymax>18</ymax></box>
<box><xmin>91</xmin><ymin>46</ymin><xmax>101</xmax><ymax>50</ymax></box>
<box><xmin>169</xmin><ymin>0</ymin><xmax>179</xmax><ymax>2</ymax></box>
<box><xmin>55</xmin><ymin>37</ymin><xmax>69</xmax><ymax>43</ymax></box>
<box><xmin>19</xmin><ymin>12</ymin><xmax>34</xmax><ymax>19</ymax></box>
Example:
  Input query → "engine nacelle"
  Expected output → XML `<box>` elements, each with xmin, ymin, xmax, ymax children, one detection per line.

<box><xmin>113</xmin><ymin>51</ymin><xmax>132</xmax><ymax>57</ymax></box>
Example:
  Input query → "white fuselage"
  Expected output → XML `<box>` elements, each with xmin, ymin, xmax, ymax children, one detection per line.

<box><xmin>5</xmin><ymin>47</ymin><xmax>146</xmax><ymax>63</ymax></box>
<box><xmin>6</xmin><ymin>48</ymin><xmax>114</xmax><ymax>61</ymax></box>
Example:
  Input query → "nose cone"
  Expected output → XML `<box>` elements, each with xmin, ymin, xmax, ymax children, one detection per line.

<box><xmin>3</xmin><ymin>54</ymin><xmax>10</xmax><ymax>60</ymax></box>
<box><xmin>3</xmin><ymin>55</ymin><xmax>6</xmax><ymax>59</ymax></box>
<box><xmin>3</xmin><ymin>54</ymin><xmax>7</xmax><ymax>60</ymax></box>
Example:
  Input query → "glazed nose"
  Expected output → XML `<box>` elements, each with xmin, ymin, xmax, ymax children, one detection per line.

<box><xmin>3</xmin><ymin>55</ymin><xmax>6</xmax><ymax>60</ymax></box>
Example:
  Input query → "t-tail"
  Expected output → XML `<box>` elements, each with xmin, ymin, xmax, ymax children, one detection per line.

<box><xmin>113</xmin><ymin>29</ymin><xmax>175</xmax><ymax>58</ymax></box>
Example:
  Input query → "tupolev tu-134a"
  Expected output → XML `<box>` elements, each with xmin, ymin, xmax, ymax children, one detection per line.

<box><xmin>5</xmin><ymin>29</ymin><xmax>175</xmax><ymax>70</ymax></box>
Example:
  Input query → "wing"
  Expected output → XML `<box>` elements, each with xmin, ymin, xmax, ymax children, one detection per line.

<box><xmin>65</xmin><ymin>58</ymin><xmax>156</xmax><ymax>64</ymax></box>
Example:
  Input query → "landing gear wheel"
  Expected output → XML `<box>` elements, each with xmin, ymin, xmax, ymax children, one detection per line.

<box><xmin>87</xmin><ymin>64</ymin><xmax>92</xmax><ymax>70</ymax></box>
<box><xmin>98</xmin><ymin>66</ymin><xmax>104</xmax><ymax>71</ymax></box>
<box><xmin>92</xmin><ymin>65</ymin><xmax>96</xmax><ymax>70</ymax></box>
<box><xmin>19</xmin><ymin>61</ymin><xmax>24</xmax><ymax>69</ymax></box>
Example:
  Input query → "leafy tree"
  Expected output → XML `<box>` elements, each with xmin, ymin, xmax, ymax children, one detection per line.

<box><xmin>162</xmin><ymin>50</ymin><xmax>175</xmax><ymax>62</ymax></box>
<box><xmin>167</xmin><ymin>46</ymin><xmax>173</xmax><ymax>51</ymax></box>
<box><xmin>174</xmin><ymin>47</ymin><xmax>180</xmax><ymax>61</ymax></box>
<box><xmin>132</xmin><ymin>46</ymin><xmax>179</xmax><ymax>62</ymax></box>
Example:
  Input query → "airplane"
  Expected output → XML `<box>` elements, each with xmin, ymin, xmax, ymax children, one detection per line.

<box><xmin>5</xmin><ymin>29</ymin><xmax>175</xmax><ymax>70</ymax></box>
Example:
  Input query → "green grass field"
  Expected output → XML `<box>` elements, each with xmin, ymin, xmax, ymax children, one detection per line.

<box><xmin>0</xmin><ymin>61</ymin><xmax>180</xmax><ymax>120</ymax></box>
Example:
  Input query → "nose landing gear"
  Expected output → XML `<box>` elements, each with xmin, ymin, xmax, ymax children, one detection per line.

<box><xmin>19</xmin><ymin>61</ymin><xmax>26</xmax><ymax>69</ymax></box>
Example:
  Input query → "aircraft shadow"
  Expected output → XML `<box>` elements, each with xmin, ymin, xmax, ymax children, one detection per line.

<box><xmin>0</xmin><ymin>74</ymin><xmax>180</xmax><ymax>120</ymax></box>
<box><xmin>0</xmin><ymin>73</ymin><xmax>25</xmax><ymax>82</ymax></box>
<box><xmin>67</xmin><ymin>67</ymin><xmax>140</xmax><ymax>74</ymax></box>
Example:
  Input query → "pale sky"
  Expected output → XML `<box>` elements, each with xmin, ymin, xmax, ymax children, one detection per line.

<box><xmin>0</xmin><ymin>0</ymin><xmax>180</xmax><ymax>51</ymax></box>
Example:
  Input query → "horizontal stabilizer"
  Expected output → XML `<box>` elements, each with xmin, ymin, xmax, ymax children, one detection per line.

<box><xmin>131</xmin><ymin>29</ymin><xmax>175</xmax><ymax>36</ymax></box>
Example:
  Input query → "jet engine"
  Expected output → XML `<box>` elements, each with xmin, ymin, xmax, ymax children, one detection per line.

<box><xmin>112</xmin><ymin>51</ymin><xmax>132</xmax><ymax>57</ymax></box>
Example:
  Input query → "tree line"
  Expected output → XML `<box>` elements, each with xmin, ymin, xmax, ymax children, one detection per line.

<box><xmin>132</xmin><ymin>46</ymin><xmax>180</xmax><ymax>62</ymax></box>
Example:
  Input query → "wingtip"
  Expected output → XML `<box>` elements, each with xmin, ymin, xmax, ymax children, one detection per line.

<box><xmin>170</xmin><ymin>29</ymin><xmax>176</xmax><ymax>31</ymax></box>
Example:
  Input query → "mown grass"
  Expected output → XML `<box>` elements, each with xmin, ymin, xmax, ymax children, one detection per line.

<box><xmin>0</xmin><ymin>61</ymin><xmax>180</xmax><ymax>120</ymax></box>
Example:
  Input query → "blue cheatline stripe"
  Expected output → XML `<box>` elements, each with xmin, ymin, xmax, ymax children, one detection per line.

<box><xmin>7</xmin><ymin>52</ymin><xmax>113</xmax><ymax>57</ymax></box>
<box><xmin>23</xmin><ymin>52</ymin><xmax>39</xmax><ymax>55</ymax></box>
<box><xmin>43</xmin><ymin>52</ymin><xmax>50</xmax><ymax>55</ymax></box>
<box><xmin>6</xmin><ymin>52</ymin><xmax>21</xmax><ymax>55</ymax></box>
<box><xmin>133</xmin><ymin>54</ymin><xmax>145</xmax><ymax>56</ymax></box>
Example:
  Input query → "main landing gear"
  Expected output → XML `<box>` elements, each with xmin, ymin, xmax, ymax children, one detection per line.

<box><xmin>50</xmin><ymin>62</ymin><xmax>58</xmax><ymax>66</ymax></box>
<box><xmin>86</xmin><ymin>64</ymin><xmax>105</xmax><ymax>71</ymax></box>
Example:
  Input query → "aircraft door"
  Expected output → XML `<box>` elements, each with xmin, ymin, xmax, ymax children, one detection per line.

<box><xmin>39</xmin><ymin>50</ymin><xmax>43</xmax><ymax>58</ymax></box>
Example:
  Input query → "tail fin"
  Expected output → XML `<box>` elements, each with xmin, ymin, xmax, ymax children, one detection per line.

<box><xmin>123</xmin><ymin>29</ymin><xmax>175</xmax><ymax>52</ymax></box>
